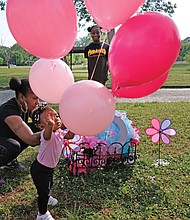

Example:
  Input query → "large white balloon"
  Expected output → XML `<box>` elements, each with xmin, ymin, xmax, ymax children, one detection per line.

<box><xmin>59</xmin><ymin>80</ymin><xmax>115</xmax><ymax>136</ymax></box>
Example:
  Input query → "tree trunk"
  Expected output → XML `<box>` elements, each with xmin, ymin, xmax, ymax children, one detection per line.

<box><xmin>107</xmin><ymin>29</ymin><xmax>115</xmax><ymax>44</ymax></box>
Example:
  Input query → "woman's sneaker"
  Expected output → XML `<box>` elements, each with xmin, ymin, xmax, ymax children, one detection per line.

<box><xmin>4</xmin><ymin>159</ymin><xmax>25</xmax><ymax>169</ymax></box>
<box><xmin>36</xmin><ymin>211</ymin><xmax>55</xmax><ymax>220</ymax></box>
<box><xmin>48</xmin><ymin>196</ymin><xmax>58</xmax><ymax>206</ymax></box>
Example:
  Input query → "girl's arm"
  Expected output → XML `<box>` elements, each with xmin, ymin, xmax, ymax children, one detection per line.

<box><xmin>61</xmin><ymin>122</ymin><xmax>75</xmax><ymax>139</ymax></box>
<box><xmin>43</xmin><ymin>113</ymin><xmax>54</xmax><ymax>141</ymax></box>
<box><xmin>43</xmin><ymin>123</ymin><xmax>54</xmax><ymax>140</ymax></box>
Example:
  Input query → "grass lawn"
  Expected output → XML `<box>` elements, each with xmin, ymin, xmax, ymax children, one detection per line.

<box><xmin>0</xmin><ymin>102</ymin><xmax>190</xmax><ymax>219</ymax></box>
<box><xmin>0</xmin><ymin>62</ymin><xmax>189</xmax><ymax>219</ymax></box>
<box><xmin>164</xmin><ymin>62</ymin><xmax>190</xmax><ymax>87</ymax></box>
<box><xmin>0</xmin><ymin>61</ymin><xmax>190</xmax><ymax>88</ymax></box>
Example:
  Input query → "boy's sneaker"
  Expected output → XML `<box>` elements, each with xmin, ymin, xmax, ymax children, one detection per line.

<box><xmin>36</xmin><ymin>211</ymin><xmax>55</xmax><ymax>220</ymax></box>
<box><xmin>48</xmin><ymin>196</ymin><xmax>58</xmax><ymax>206</ymax></box>
<box><xmin>4</xmin><ymin>159</ymin><xmax>26</xmax><ymax>169</ymax></box>
<box><xmin>0</xmin><ymin>178</ymin><xmax>5</xmax><ymax>187</ymax></box>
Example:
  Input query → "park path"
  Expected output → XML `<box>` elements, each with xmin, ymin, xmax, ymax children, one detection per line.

<box><xmin>0</xmin><ymin>88</ymin><xmax>190</xmax><ymax>105</ymax></box>
<box><xmin>114</xmin><ymin>88</ymin><xmax>190</xmax><ymax>103</ymax></box>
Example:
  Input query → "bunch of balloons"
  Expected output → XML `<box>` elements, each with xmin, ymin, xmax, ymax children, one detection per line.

<box><xmin>6</xmin><ymin>0</ymin><xmax>116</xmax><ymax>136</ymax></box>
<box><xmin>6</xmin><ymin>0</ymin><xmax>181</xmax><ymax>134</ymax></box>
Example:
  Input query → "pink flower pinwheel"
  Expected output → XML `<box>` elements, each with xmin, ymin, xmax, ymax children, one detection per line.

<box><xmin>146</xmin><ymin>118</ymin><xmax>176</xmax><ymax>144</ymax></box>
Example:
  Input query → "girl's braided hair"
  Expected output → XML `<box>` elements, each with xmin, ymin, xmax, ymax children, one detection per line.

<box><xmin>87</xmin><ymin>25</ymin><xmax>102</xmax><ymax>33</ymax></box>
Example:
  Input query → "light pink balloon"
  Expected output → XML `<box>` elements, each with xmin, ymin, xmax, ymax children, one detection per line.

<box><xmin>109</xmin><ymin>12</ymin><xmax>181</xmax><ymax>87</ymax></box>
<box><xmin>6</xmin><ymin>0</ymin><xmax>77</xmax><ymax>59</ymax></box>
<box><xmin>59</xmin><ymin>80</ymin><xmax>115</xmax><ymax>136</ymax></box>
<box><xmin>29</xmin><ymin>59</ymin><xmax>74</xmax><ymax>104</ymax></box>
<box><xmin>112</xmin><ymin>71</ymin><xmax>169</xmax><ymax>98</ymax></box>
<box><xmin>84</xmin><ymin>0</ymin><xmax>145</xmax><ymax>31</ymax></box>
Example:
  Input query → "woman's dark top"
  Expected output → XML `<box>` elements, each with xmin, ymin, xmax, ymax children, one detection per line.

<box><xmin>0</xmin><ymin>98</ymin><xmax>29</xmax><ymax>144</ymax></box>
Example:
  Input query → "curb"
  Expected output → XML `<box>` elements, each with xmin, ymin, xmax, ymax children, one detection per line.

<box><xmin>161</xmin><ymin>85</ymin><xmax>190</xmax><ymax>89</ymax></box>
<box><xmin>0</xmin><ymin>86</ymin><xmax>190</xmax><ymax>91</ymax></box>
<box><xmin>107</xmin><ymin>86</ymin><xmax>190</xmax><ymax>90</ymax></box>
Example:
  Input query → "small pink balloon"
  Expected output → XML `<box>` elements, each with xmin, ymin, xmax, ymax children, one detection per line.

<box><xmin>29</xmin><ymin>59</ymin><xmax>74</xmax><ymax>104</ymax></box>
<box><xmin>59</xmin><ymin>80</ymin><xmax>115</xmax><ymax>136</ymax></box>
<box><xmin>109</xmin><ymin>12</ymin><xmax>181</xmax><ymax>87</ymax></box>
<box><xmin>84</xmin><ymin>0</ymin><xmax>145</xmax><ymax>31</ymax></box>
<box><xmin>6</xmin><ymin>0</ymin><xmax>77</xmax><ymax>59</ymax></box>
<box><xmin>112</xmin><ymin>71</ymin><xmax>169</xmax><ymax>98</ymax></box>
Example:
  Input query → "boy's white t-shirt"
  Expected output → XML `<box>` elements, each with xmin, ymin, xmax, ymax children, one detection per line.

<box><xmin>37</xmin><ymin>128</ymin><xmax>67</xmax><ymax>168</ymax></box>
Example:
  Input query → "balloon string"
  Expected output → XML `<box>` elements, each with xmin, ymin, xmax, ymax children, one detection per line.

<box><xmin>112</xmin><ymin>85</ymin><xmax>120</xmax><ymax>96</ymax></box>
<box><xmin>90</xmin><ymin>35</ymin><xmax>107</xmax><ymax>80</ymax></box>
<box><xmin>158</xmin><ymin>136</ymin><xmax>161</xmax><ymax>165</ymax></box>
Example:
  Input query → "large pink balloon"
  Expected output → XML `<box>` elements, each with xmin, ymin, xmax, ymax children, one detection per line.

<box><xmin>84</xmin><ymin>0</ymin><xmax>145</xmax><ymax>31</ymax></box>
<box><xmin>112</xmin><ymin>71</ymin><xmax>169</xmax><ymax>98</ymax></box>
<box><xmin>59</xmin><ymin>80</ymin><xmax>115</xmax><ymax>136</ymax></box>
<box><xmin>109</xmin><ymin>12</ymin><xmax>181</xmax><ymax>87</ymax></box>
<box><xmin>6</xmin><ymin>0</ymin><xmax>77</xmax><ymax>59</ymax></box>
<box><xmin>29</xmin><ymin>59</ymin><xmax>74</xmax><ymax>104</ymax></box>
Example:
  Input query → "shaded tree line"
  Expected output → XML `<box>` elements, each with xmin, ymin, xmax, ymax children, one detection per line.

<box><xmin>0</xmin><ymin>44</ymin><xmax>38</xmax><ymax>67</ymax></box>
<box><xmin>179</xmin><ymin>39</ymin><xmax>190</xmax><ymax>62</ymax></box>
<box><xmin>1</xmin><ymin>36</ymin><xmax>189</xmax><ymax>68</ymax></box>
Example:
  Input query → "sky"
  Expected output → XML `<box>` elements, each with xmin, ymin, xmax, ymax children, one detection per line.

<box><xmin>0</xmin><ymin>0</ymin><xmax>190</xmax><ymax>47</ymax></box>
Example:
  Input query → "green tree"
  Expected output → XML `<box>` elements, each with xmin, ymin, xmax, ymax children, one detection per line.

<box><xmin>74</xmin><ymin>0</ymin><xmax>177</xmax><ymax>43</ymax></box>
<box><xmin>0</xmin><ymin>0</ymin><xmax>5</xmax><ymax>10</ymax></box>
<box><xmin>75</xmin><ymin>35</ymin><xmax>91</xmax><ymax>47</ymax></box>
<box><xmin>0</xmin><ymin>43</ymin><xmax>38</xmax><ymax>66</ymax></box>
<box><xmin>179</xmin><ymin>42</ymin><xmax>190</xmax><ymax>61</ymax></box>
<box><xmin>0</xmin><ymin>57</ymin><xmax>3</xmax><ymax>65</ymax></box>
<box><xmin>75</xmin><ymin>0</ymin><xmax>177</xmax><ymax>26</ymax></box>
<box><xmin>11</xmin><ymin>44</ymin><xmax>38</xmax><ymax>66</ymax></box>
<box><xmin>185</xmin><ymin>54</ymin><xmax>190</xmax><ymax>63</ymax></box>
<box><xmin>140</xmin><ymin>0</ymin><xmax>176</xmax><ymax>15</ymax></box>
<box><xmin>0</xmin><ymin>45</ymin><xmax>11</xmax><ymax>67</ymax></box>
<box><xmin>11</xmin><ymin>44</ymin><xmax>31</xmax><ymax>65</ymax></box>
<box><xmin>1</xmin><ymin>1</ymin><xmax>177</xmax><ymax>21</ymax></box>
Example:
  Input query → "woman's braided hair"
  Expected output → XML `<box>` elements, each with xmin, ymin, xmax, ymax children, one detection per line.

<box><xmin>9</xmin><ymin>76</ymin><xmax>32</xmax><ymax>98</ymax></box>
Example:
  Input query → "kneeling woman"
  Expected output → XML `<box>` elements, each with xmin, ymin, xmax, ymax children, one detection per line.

<box><xmin>0</xmin><ymin>77</ymin><xmax>41</xmax><ymax>184</ymax></box>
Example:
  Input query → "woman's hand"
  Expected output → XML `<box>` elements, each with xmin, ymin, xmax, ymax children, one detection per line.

<box><xmin>65</xmin><ymin>130</ymin><xmax>75</xmax><ymax>139</ymax></box>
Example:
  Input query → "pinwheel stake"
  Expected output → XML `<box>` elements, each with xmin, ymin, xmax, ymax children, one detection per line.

<box><xmin>146</xmin><ymin>118</ymin><xmax>176</xmax><ymax>166</ymax></box>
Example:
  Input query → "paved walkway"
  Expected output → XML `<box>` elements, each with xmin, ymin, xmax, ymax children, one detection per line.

<box><xmin>0</xmin><ymin>90</ymin><xmax>15</xmax><ymax>105</ymax></box>
<box><xmin>0</xmin><ymin>89</ymin><xmax>190</xmax><ymax>105</ymax></box>
<box><xmin>114</xmin><ymin>88</ymin><xmax>190</xmax><ymax>103</ymax></box>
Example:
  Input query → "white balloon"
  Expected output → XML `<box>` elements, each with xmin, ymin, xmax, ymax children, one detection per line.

<box><xmin>59</xmin><ymin>80</ymin><xmax>115</xmax><ymax>136</ymax></box>
<box><xmin>29</xmin><ymin>59</ymin><xmax>74</xmax><ymax>104</ymax></box>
